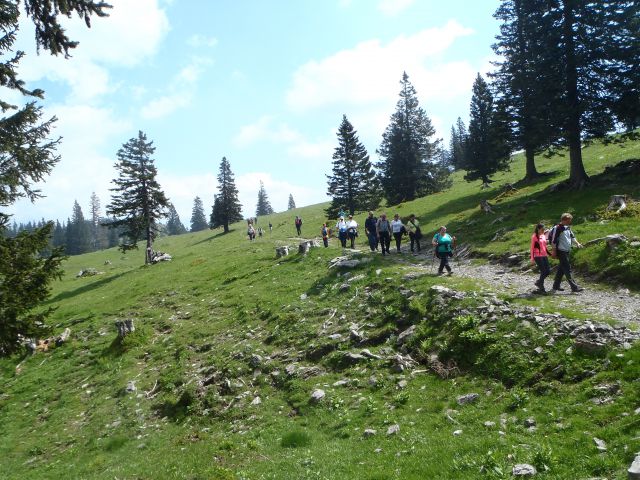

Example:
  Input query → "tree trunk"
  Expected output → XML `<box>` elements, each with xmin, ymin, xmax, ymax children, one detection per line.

<box><xmin>562</xmin><ymin>0</ymin><xmax>589</xmax><ymax>189</ymax></box>
<box><xmin>522</xmin><ymin>148</ymin><xmax>540</xmax><ymax>182</ymax></box>
<box><xmin>223</xmin><ymin>222</ymin><xmax>229</xmax><ymax>233</ymax></box>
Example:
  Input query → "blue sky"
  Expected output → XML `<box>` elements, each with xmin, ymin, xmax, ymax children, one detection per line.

<box><xmin>9</xmin><ymin>0</ymin><xmax>501</xmax><ymax>224</ymax></box>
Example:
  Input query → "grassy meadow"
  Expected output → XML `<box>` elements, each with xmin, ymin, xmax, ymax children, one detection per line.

<box><xmin>1</xmin><ymin>139</ymin><xmax>639</xmax><ymax>479</ymax></box>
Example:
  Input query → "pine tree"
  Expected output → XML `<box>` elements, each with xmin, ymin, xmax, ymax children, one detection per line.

<box><xmin>448</xmin><ymin>117</ymin><xmax>468</xmax><ymax>171</ymax></box>
<box><xmin>52</xmin><ymin>220</ymin><xmax>65</xmax><ymax>248</ymax></box>
<box><xmin>463</xmin><ymin>74</ymin><xmax>511</xmax><ymax>186</ymax></box>
<box><xmin>65</xmin><ymin>200</ymin><xmax>91</xmax><ymax>255</ymax></box>
<box><xmin>287</xmin><ymin>194</ymin><xmax>296</xmax><ymax>210</ymax></box>
<box><xmin>166</xmin><ymin>204</ymin><xmax>187</xmax><ymax>235</ymax></box>
<box><xmin>255</xmin><ymin>181</ymin><xmax>274</xmax><ymax>216</ymax></box>
<box><xmin>377</xmin><ymin>72</ymin><xmax>445</xmax><ymax>205</ymax></box>
<box><xmin>106</xmin><ymin>131</ymin><xmax>170</xmax><ymax>264</ymax></box>
<box><xmin>0</xmin><ymin>0</ymin><xmax>109</xmax><ymax>355</ymax></box>
<box><xmin>89</xmin><ymin>192</ymin><xmax>104</xmax><ymax>250</ymax></box>
<box><xmin>190</xmin><ymin>196</ymin><xmax>208</xmax><ymax>232</ymax></box>
<box><xmin>210</xmin><ymin>157</ymin><xmax>242</xmax><ymax>233</ymax></box>
<box><xmin>326</xmin><ymin>115</ymin><xmax>381</xmax><ymax>217</ymax></box>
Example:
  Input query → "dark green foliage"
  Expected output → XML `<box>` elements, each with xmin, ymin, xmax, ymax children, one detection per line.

<box><xmin>210</xmin><ymin>157</ymin><xmax>242</xmax><ymax>233</ymax></box>
<box><xmin>377</xmin><ymin>72</ymin><xmax>448</xmax><ymax>205</ymax></box>
<box><xmin>326</xmin><ymin>115</ymin><xmax>381</xmax><ymax>217</ymax></box>
<box><xmin>255</xmin><ymin>180</ymin><xmax>274</xmax><ymax>216</ymax></box>
<box><xmin>463</xmin><ymin>74</ymin><xmax>511</xmax><ymax>185</ymax></box>
<box><xmin>280</xmin><ymin>430</ymin><xmax>311</xmax><ymax>448</ymax></box>
<box><xmin>448</xmin><ymin>117</ymin><xmax>468</xmax><ymax>171</ymax></box>
<box><xmin>106</xmin><ymin>131</ymin><xmax>170</xmax><ymax>263</ymax></box>
<box><xmin>64</xmin><ymin>200</ymin><xmax>91</xmax><ymax>255</ymax></box>
<box><xmin>287</xmin><ymin>193</ymin><xmax>296</xmax><ymax>210</ymax></box>
<box><xmin>189</xmin><ymin>196</ymin><xmax>208</xmax><ymax>232</ymax></box>
<box><xmin>166</xmin><ymin>203</ymin><xmax>187</xmax><ymax>235</ymax></box>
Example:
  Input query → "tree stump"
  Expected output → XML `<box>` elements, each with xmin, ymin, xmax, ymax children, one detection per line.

<box><xmin>480</xmin><ymin>200</ymin><xmax>494</xmax><ymax>214</ymax></box>
<box><xmin>275</xmin><ymin>246</ymin><xmax>289</xmax><ymax>258</ymax></box>
<box><xmin>606</xmin><ymin>194</ymin><xmax>627</xmax><ymax>213</ymax></box>
<box><xmin>115</xmin><ymin>319</ymin><xmax>135</xmax><ymax>338</ymax></box>
<box><xmin>298</xmin><ymin>239</ymin><xmax>319</xmax><ymax>254</ymax></box>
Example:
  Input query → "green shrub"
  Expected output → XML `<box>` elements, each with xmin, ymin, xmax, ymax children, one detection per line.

<box><xmin>280</xmin><ymin>430</ymin><xmax>311</xmax><ymax>448</ymax></box>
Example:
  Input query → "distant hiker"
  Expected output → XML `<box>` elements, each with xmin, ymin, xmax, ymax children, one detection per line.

<box><xmin>432</xmin><ymin>226</ymin><xmax>455</xmax><ymax>275</ymax></box>
<box><xmin>391</xmin><ymin>213</ymin><xmax>404</xmax><ymax>253</ymax></box>
<box><xmin>268</xmin><ymin>222</ymin><xmax>273</xmax><ymax>233</ymax></box>
<box><xmin>377</xmin><ymin>213</ymin><xmax>392</xmax><ymax>256</ymax></box>
<box><xmin>336</xmin><ymin>216</ymin><xmax>348</xmax><ymax>248</ymax></box>
<box><xmin>295</xmin><ymin>216</ymin><xmax>303</xmax><ymax>236</ymax></box>
<box><xmin>347</xmin><ymin>214</ymin><xmax>358</xmax><ymax>249</ymax></box>
<box><xmin>247</xmin><ymin>224</ymin><xmax>256</xmax><ymax>241</ymax></box>
<box><xmin>321</xmin><ymin>223</ymin><xmax>329</xmax><ymax>247</ymax></box>
<box><xmin>407</xmin><ymin>214</ymin><xmax>422</xmax><ymax>253</ymax></box>
<box><xmin>364</xmin><ymin>211</ymin><xmax>378</xmax><ymax>252</ymax></box>
<box><xmin>258</xmin><ymin>227</ymin><xmax>264</xmax><ymax>238</ymax></box>
<box><xmin>550</xmin><ymin>213</ymin><xmax>583</xmax><ymax>292</ymax></box>
<box><xmin>530</xmin><ymin>223</ymin><xmax>550</xmax><ymax>292</ymax></box>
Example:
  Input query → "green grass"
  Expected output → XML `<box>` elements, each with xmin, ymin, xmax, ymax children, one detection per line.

<box><xmin>1</xmin><ymin>138</ymin><xmax>639</xmax><ymax>479</ymax></box>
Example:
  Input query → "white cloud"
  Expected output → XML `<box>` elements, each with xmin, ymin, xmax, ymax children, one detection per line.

<box><xmin>187</xmin><ymin>34</ymin><xmax>218</xmax><ymax>48</ymax></box>
<box><xmin>141</xmin><ymin>93</ymin><xmax>191</xmax><ymax>119</ymax></box>
<box><xmin>377</xmin><ymin>0</ymin><xmax>415</xmax><ymax>16</ymax></box>
<box><xmin>286</xmin><ymin>21</ymin><xmax>475</xmax><ymax>112</ymax></box>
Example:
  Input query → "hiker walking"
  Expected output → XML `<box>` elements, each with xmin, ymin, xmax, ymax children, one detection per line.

<box><xmin>336</xmin><ymin>216</ymin><xmax>348</xmax><ymax>248</ymax></box>
<box><xmin>406</xmin><ymin>214</ymin><xmax>422</xmax><ymax>253</ymax></box>
<box><xmin>530</xmin><ymin>223</ymin><xmax>550</xmax><ymax>292</ymax></box>
<box><xmin>364</xmin><ymin>211</ymin><xmax>378</xmax><ymax>252</ymax></box>
<box><xmin>391</xmin><ymin>213</ymin><xmax>404</xmax><ymax>253</ymax></box>
<box><xmin>346</xmin><ymin>214</ymin><xmax>358</xmax><ymax>249</ymax></box>
<box><xmin>432</xmin><ymin>226</ymin><xmax>455</xmax><ymax>275</ymax></box>
<box><xmin>377</xmin><ymin>213</ymin><xmax>392</xmax><ymax>256</ymax></box>
<box><xmin>258</xmin><ymin>227</ymin><xmax>264</xmax><ymax>238</ymax></box>
<box><xmin>269</xmin><ymin>222</ymin><xmax>273</xmax><ymax>233</ymax></box>
<box><xmin>550</xmin><ymin>213</ymin><xmax>583</xmax><ymax>292</ymax></box>
<box><xmin>321</xmin><ymin>223</ymin><xmax>329</xmax><ymax>248</ymax></box>
<box><xmin>295</xmin><ymin>216</ymin><xmax>303</xmax><ymax>236</ymax></box>
<box><xmin>247</xmin><ymin>224</ymin><xmax>256</xmax><ymax>241</ymax></box>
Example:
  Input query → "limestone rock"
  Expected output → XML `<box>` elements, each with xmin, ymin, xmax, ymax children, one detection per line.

<box><xmin>512</xmin><ymin>464</ymin><xmax>537</xmax><ymax>476</ymax></box>
<box><xmin>386</xmin><ymin>424</ymin><xmax>400</xmax><ymax>436</ymax></box>
<box><xmin>397</xmin><ymin>325</ymin><xmax>416</xmax><ymax>346</ymax></box>
<box><xmin>629</xmin><ymin>454</ymin><xmax>640</xmax><ymax>479</ymax></box>
<box><xmin>363</xmin><ymin>429</ymin><xmax>377</xmax><ymax>437</ymax></box>
<box><xmin>310</xmin><ymin>389</ymin><xmax>325</xmax><ymax>403</ymax></box>
<box><xmin>456</xmin><ymin>393</ymin><xmax>480</xmax><ymax>406</ymax></box>
<box><xmin>593</xmin><ymin>437</ymin><xmax>607</xmax><ymax>452</ymax></box>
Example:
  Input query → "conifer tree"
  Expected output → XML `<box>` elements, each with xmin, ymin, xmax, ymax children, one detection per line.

<box><xmin>166</xmin><ymin>204</ymin><xmax>187</xmax><ymax>235</ymax></box>
<box><xmin>65</xmin><ymin>200</ymin><xmax>91</xmax><ymax>255</ymax></box>
<box><xmin>0</xmin><ymin>0</ymin><xmax>109</xmax><ymax>355</ymax></box>
<box><xmin>89</xmin><ymin>191</ymin><xmax>105</xmax><ymax>250</ymax></box>
<box><xmin>326</xmin><ymin>115</ymin><xmax>381</xmax><ymax>217</ymax></box>
<box><xmin>287</xmin><ymin>194</ymin><xmax>296</xmax><ymax>210</ymax></box>
<box><xmin>190</xmin><ymin>196</ymin><xmax>208</xmax><ymax>232</ymax></box>
<box><xmin>377</xmin><ymin>72</ymin><xmax>445</xmax><ymax>205</ymax></box>
<box><xmin>255</xmin><ymin>181</ymin><xmax>274</xmax><ymax>216</ymax></box>
<box><xmin>448</xmin><ymin>117</ymin><xmax>468</xmax><ymax>171</ymax></box>
<box><xmin>106</xmin><ymin>131</ymin><xmax>170</xmax><ymax>264</ymax></box>
<box><xmin>210</xmin><ymin>157</ymin><xmax>242</xmax><ymax>233</ymax></box>
<box><xmin>464</xmin><ymin>74</ymin><xmax>511</xmax><ymax>185</ymax></box>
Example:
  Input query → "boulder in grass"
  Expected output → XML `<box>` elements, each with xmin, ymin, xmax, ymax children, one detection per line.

<box><xmin>512</xmin><ymin>464</ymin><xmax>537</xmax><ymax>476</ymax></box>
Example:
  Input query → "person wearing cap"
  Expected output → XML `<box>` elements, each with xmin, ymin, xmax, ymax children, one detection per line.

<box><xmin>406</xmin><ymin>214</ymin><xmax>422</xmax><ymax>253</ymax></box>
<box><xmin>376</xmin><ymin>213</ymin><xmax>392</xmax><ymax>255</ymax></box>
<box><xmin>364</xmin><ymin>211</ymin><xmax>378</xmax><ymax>252</ymax></box>
<box><xmin>391</xmin><ymin>213</ymin><xmax>404</xmax><ymax>253</ymax></box>
<box><xmin>336</xmin><ymin>216</ymin><xmax>348</xmax><ymax>248</ymax></box>
<box><xmin>432</xmin><ymin>226</ymin><xmax>455</xmax><ymax>275</ymax></box>
<box><xmin>346</xmin><ymin>214</ymin><xmax>358</xmax><ymax>249</ymax></box>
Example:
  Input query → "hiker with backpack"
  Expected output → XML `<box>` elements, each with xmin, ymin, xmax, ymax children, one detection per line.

<box><xmin>391</xmin><ymin>213</ymin><xmax>405</xmax><ymax>253</ymax></box>
<box><xmin>530</xmin><ymin>223</ymin><xmax>551</xmax><ymax>292</ymax></box>
<box><xmin>376</xmin><ymin>213</ymin><xmax>392</xmax><ymax>256</ymax></box>
<box><xmin>336</xmin><ymin>216</ymin><xmax>348</xmax><ymax>248</ymax></box>
<box><xmin>406</xmin><ymin>214</ymin><xmax>422</xmax><ymax>253</ymax></box>
<box><xmin>321</xmin><ymin>223</ymin><xmax>329</xmax><ymax>248</ymax></box>
<box><xmin>346</xmin><ymin>214</ymin><xmax>358</xmax><ymax>249</ymax></box>
<box><xmin>247</xmin><ymin>224</ymin><xmax>256</xmax><ymax>241</ymax></box>
<box><xmin>549</xmin><ymin>213</ymin><xmax>584</xmax><ymax>292</ymax></box>
<box><xmin>295</xmin><ymin>216</ymin><xmax>303</xmax><ymax>236</ymax></box>
<box><xmin>364</xmin><ymin>211</ymin><xmax>379</xmax><ymax>252</ymax></box>
<box><xmin>432</xmin><ymin>226</ymin><xmax>455</xmax><ymax>275</ymax></box>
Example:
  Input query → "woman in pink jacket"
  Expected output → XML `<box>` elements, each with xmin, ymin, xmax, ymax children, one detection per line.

<box><xmin>530</xmin><ymin>223</ymin><xmax>550</xmax><ymax>292</ymax></box>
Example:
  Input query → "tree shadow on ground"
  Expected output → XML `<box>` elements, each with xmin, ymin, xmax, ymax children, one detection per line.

<box><xmin>189</xmin><ymin>229</ymin><xmax>235</xmax><ymax>247</ymax></box>
<box><xmin>46</xmin><ymin>271</ymin><xmax>132</xmax><ymax>304</ymax></box>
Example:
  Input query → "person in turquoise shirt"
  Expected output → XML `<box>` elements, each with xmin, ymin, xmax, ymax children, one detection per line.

<box><xmin>432</xmin><ymin>226</ymin><xmax>455</xmax><ymax>275</ymax></box>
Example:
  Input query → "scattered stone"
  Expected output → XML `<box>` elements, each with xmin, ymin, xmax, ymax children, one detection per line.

<box><xmin>350</xmin><ymin>329</ymin><xmax>364</xmax><ymax>344</ymax></box>
<box><xmin>361</xmin><ymin>348</ymin><xmax>381</xmax><ymax>360</ymax></box>
<box><xmin>300</xmin><ymin>293</ymin><xmax>307</xmax><ymax>300</ymax></box>
<box><xmin>251</xmin><ymin>396</ymin><xmax>262</xmax><ymax>406</ymax></box>
<box><xmin>524</xmin><ymin>418</ymin><xmax>536</xmax><ymax>428</ymax></box>
<box><xmin>629</xmin><ymin>454</ymin><xmax>640</xmax><ymax>479</ymax></box>
<box><xmin>126</xmin><ymin>381</ymin><xmax>137</xmax><ymax>393</ymax></box>
<box><xmin>298</xmin><ymin>239</ymin><xmax>319</xmax><ymax>254</ymax></box>
<box><xmin>249</xmin><ymin>354</ymin><xmax>263</xmax><ymax>368</ymax></box>
<box><xmin>593</xmin><ymin>437</ymin><xmax>607</xmax><ymax>452</ymax></box>
<box><xmin>327</xmin><ymin>333</ymin><xmax>343</xmax><ymax>341</ymax></box>
<box><xmin>397</xmin><ymin>380</ymin><xmax>408</xmax><ymax>389</ymax></box>
<box><xmin>512</xmin><ymin>464</ymin><xmax>537</xmax><ymax>476</ymax></box>
<box><xmin>397</xmin><ymin>325</ymin><xmax>416</xmax><ymax>346</ymax></box>
<box><xmin>332</xmin><ymin>379</ymin><xmax>349</xmax><ymax>387</ymax></box>
<box><xmin>457</xmin><ymin>393</ymin><xmax>480</xmax><ymax>406</ymax></box>
<box><xmin>453</xmin><ymin>430</ymin><xmax>463</xmax><ymax>436</ymax></box>
<box><xmin>374</xmin><ymin>448</ymin><xmax>382</xmax><ymax>454</ymax></box>
<box><xmin>310</xmin><ymin>389</ymin><xmax>325</xmax><ymax>403</ymax></box>
<box><xmin>386</xmin><ymin>424</ymin><xmax>400</xmax><ymax>436</ymax></box>
<box><xmin>376</xmin><ymin>269</ymin><xmax>382</xmax><ymax>276</ymax></box>
<box><xmin>533</xmin><ymin>347</ymin><xmax>544</xmax><ymax>355</ymax></box>
<box><xmin>484</xmin><ymin>421</ymin><xmax>496</xmax><ymax>428</ymax></box>
<box><xmin>339</xmin><ymin>283</ymin><xmax>350</xmax><ymax>292</ymax></box>
<box><xmin>363</xmin><ymin>429</ymin><xmax>377</xmax><ymax>437</ymax></box>
<box><xmin>574</xmin><ymin>336</ymin><xmax>607</xmax><ymax>354</ymax></box>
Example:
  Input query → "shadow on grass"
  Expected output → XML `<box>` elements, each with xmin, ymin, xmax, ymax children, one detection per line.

<box><xmin>46</xmin><ymin>271</ymin><xmax>132</xmax><ymax>304</ymax></box>
<box><xmin>189</xmin><ymin>229</ymin><xmax>230</xmax><ymax>247</ymax></box>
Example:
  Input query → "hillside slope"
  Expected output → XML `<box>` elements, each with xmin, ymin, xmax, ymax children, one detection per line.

<box><xmin>1</xmin><ymin>140</ymin><xmax>639</xmax><ymax>479</ymax></box>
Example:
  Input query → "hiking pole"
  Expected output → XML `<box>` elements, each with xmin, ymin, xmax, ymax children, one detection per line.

<box><xmin>430</xmin><ymin>248</ymin><xmax>436</xmax><ymax>274</ymax></box>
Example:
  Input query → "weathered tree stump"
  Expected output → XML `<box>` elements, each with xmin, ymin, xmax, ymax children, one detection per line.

<box><xmin>298</xmin><ymin>239</ymin><xmax>319</xmax><ymax>254</ymax></box>
<box><xmin>115</xmin><ymin>319</ymin><xmax>135</xmax><ymax>338</ymax></box>
<box><xmin>480</xmin><ymin>200</ymin><xmax>494</xmax><ymax>214</ymax></box>
<box><xmin>275</xmin><ymin>246</ymin><xmax>289</xmax><ymax>258</ymax></box>
<box><xmin>606</xmin><ymin>194</ymin><xmax>627</xmax><ymax>213</ymax></box>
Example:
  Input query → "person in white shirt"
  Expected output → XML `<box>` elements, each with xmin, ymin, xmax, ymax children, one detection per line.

<box><xmin>336</xmin><ymin>216</ymin><xmax>348</xmax><ymax>248</ymax></box>
<box><xmin>390</xmin><ymin>213</ymin><xmax>404</xmax><ymax>253</ymax></box>
<box><xmin>346</xmin><ymin>214</ymin><xmax>358</xmax><ymax>249</ymax></box>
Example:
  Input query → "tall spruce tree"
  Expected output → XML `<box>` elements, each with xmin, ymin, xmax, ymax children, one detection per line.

<box><xmin>0</xmin><ymin>0</ymin><xmax>109</xmax><ymax>355</ymax></box>
<box><xmin>326</xmin><ymin>115</ymin><xmax>381</xmax><ymax>217</ymax></box>
<box><xmin>190</xmin><ymin>196</ymin><xmax>208</xmax><ymax>232</ymax></box>
<box><xmin>106</xmin><ymin>131</ymin><xmax>170</xmax><ymax>264</ymax></box>
<box><xmin>210</xmin><ymin>157</ymin><xmax>242</xmax><ymax>233</ymax></box>
<box><xmin>377</xmin><ymin>72</ymin><xmax>445</xmax><ymax>205</ymax></box>
<box><xmin>166</xmin><ymin>204</ymin><xmax>187</xmax><ymax>235</ymax></box>
<box><xmin>65</xmin><ymin>200</ymin><xmax>91</xmax><ymax>255</ymax></box>
<box><xmin>89</xmin><ymin>191</ymin><xmax>105</xmax><ymax>250</ymax></box>
<box><xmin>464</xmin><ymin>74</ymin><xmax>512</xmax><ymax>185</ymax></box>
<box><xmin>287</xmin><ymin>194</ymin><xmax>296</xmax><ymax>210</ymax></box>
<box><xmin>255</xmin><ymin>181</ymin><xmax>274</xmax><ymax>216</ymax></box>
<box><xmin>448</xmin><ymin>117</ymin><xmax>468</xmax><ymax>171</ymax></box>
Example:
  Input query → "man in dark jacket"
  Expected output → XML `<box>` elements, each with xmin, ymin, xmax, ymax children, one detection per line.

<box><xmin>551</xmin><ymin>213</ymin><xmax>583</xmax><ymax>292</ymax></box>
<box><xmin>364</xmin><ymin>211</ymin><xmax>378</xmax><ymax>252</ymax></box>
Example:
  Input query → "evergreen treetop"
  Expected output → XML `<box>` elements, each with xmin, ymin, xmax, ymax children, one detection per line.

<box><xmin>255</xmin><ymin>181</ymin><xmax>274</xmax><ymax>216</ymax></box>
<box><xmin>210</xmin><ymin>157</ymin><xmax>242</xmax><ymax>233</ymax></box>
<box><xmin>190</xmin><ymin>196</ymin><xmax>209</xmax><ymax>232</ymax></box>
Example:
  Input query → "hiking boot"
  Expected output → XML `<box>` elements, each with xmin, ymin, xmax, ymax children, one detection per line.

<box><xmin>571</xmin><ymin>286</ymin><xmax>584</xmax><ymax>293</ymax></box>
<box><xmin>552</xmin><ymin>287</ymin><xmax>565</xmax><ymax>292</ymax></box>
<box><xmin>447</xmin><ymin>271</ymin><xmax>453</xmax><ymax>276</ymax></box>
<box><xmin>534</xmin><ymin>279</ymin><xmax>543</xmax><ymax>289</ymax></box>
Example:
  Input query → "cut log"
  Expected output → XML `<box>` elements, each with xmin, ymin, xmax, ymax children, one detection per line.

<box><xmin>298</xmin><ymin>239</ymin><xmax>319</xmax><ymax>254</ymax></box>
<box><xmin>480</xmin><ymin>200</ymin><xmax>494</xmax><ymax>214</ymax></box>
<box><xmin>606</xmin><ymin>194</ymin><xmax>627</xmax><ymax>213</ymax></box>
<box><xmin>275</xmin><ymin>246</ymin><xmax>289</xmax><ymax>258</ymax></box>
<box><xmin>115</xmin><ymin>319</ymin><xmax>135</xmax><ymax>339</ymax></box>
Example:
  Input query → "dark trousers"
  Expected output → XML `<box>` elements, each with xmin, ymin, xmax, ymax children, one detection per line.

<box><xmin>323</xmin><ymin>237</ymin><xmax>328</xmax><ymax>247</ymax></box>
<box><xmin>379</xmin><ymin>232</ymin><xmax>391</xmax><ymax>254</ymax></box>
<box><xmin>437</xmin><ymin>252</ymin><xmax>451</xmax><ymax>273</ymax></box>
<box><xmin>348</xmin><ymin>232</ymin><xmax>356</xmax><ymax>249</ymax></box>
<box><xmin>367</xmin><ymin>232</ymin><xmax>378</xmax><ymax>251</ymax></box>
<box><xmin>296</xmin><ymin>226</ymin><xmax>301</xmax><ymax>235</ymax></box>
<box><xmin>553</xmin><ymin>250</ymin><xmax>578</xmax><ymax>290</ymax></box>
<box><xmin>338</xmin><ymin>231</ymin><xmax>347</xmax><ymax>248</ymax></box>
<box><xmin>534</xmin><ymin>256</ymin><xmax>550</xmax><ymax>287</ymax></box>
<box><xmin>409</xmin><ymin>233</ymin><xmax>421</xmax><ymax>252</ymax></box>
<box><xmin>393</xmin><ymin>232</ymin><xmax>403</xmax><ymax>252</ymax></box>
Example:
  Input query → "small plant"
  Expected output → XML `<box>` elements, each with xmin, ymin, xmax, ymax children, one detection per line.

<box><xmin>506</xmin><ymin>387</ymin><xmax>529</xmax><ymax>411</ymax></box>
<box><xmin>281</xmin><ymin>430</ymin><xmax>311</xmax><ymax>448</ymax></box>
